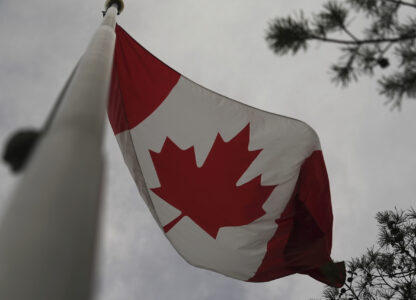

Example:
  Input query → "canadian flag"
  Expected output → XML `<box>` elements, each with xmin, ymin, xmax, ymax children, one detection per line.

<box><xmin>108</xmin><ymin>25</ymin><xmax>345</xmax><ymax>287</ymax></box>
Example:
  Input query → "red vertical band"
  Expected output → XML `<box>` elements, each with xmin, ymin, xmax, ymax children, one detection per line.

<box><xmin>108</xmin><ymin>25</ymin><xmax>181</xmax><ymax>134</ymax></box>
<box><xmin>249</xmin><ymin>151</ymin><xmax>345</xmax><ymax>287</ymax></box>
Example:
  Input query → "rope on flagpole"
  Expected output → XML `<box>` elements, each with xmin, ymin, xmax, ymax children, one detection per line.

<box><xmin>0</xmin><ymin>2</ymin><xmax>123</xmax><ymax>300</ymax></box>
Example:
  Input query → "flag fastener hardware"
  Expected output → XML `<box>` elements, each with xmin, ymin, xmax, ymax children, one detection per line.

<box><xmin>104</xmin><ymin>0</ymin><xmax>124</xmax><ymax>15</ymax></box>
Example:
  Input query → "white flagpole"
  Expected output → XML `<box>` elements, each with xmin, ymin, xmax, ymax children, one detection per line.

<box><xmin>0</xmin><ymin>1</ymin><xmax>123</xmax><ymax>300</ymax></box>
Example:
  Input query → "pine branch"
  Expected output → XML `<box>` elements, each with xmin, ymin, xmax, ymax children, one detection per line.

<box><xmin>340</xmin><ymin>24</ymin><xmax>360</xmax><ymax>42</ymax></box>
<box><xmin>309</xmin><ymin>33</ymin><xmax>416</xmax><ymax>45</ymax></box>
<box><xmin>382</xmin><ymin>0</ymin><xmax>416</xmax><ymax>9</ymax></box>
<box><xmin>317</xmin><ymin>208</ymin><xmax>416</xmax><ymax>299</ymax></box>
<box><xmin>267</xmin><ymin>0</ymin><xmax>416</xmax><ymax>107</ymax></box>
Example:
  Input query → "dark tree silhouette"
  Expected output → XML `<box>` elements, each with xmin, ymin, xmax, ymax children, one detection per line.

<box><xmin>313</xmin><ymin>207</ymin><xmax>416</xmax><ymax>300</ymax></box>
<box><xmin>266</xmin><ymin>0</ymin><xmax>416</xmax><ymax>109</ymax></box>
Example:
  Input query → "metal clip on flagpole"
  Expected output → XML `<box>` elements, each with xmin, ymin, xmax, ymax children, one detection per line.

<box><xmin>0</xmin><ymin>1</ymin><xmax>123</xmax><ymax>300</ymax></box>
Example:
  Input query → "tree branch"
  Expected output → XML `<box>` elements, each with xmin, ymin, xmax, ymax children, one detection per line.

<box><xmin>372</xmin><ymin>269</ymin><xmax>416</xmax><ymax>278</ymax></box>
<box><xmin>382</xmin><ymin>0</ymin><xmax>416</xmax><ymax>9</ymax></box>
<box><xmin>309</xmin><ymin>34</ymin><xmax>416</xmax><ymax>45</ymax></box>
<box><xmin>375</xmin><ymin>266</ymin><xmax>406</xmax><ymax>298</ymax></box>
<box><xmin>345</xmin><ymin>280</ymin><xmax>361</xmax><ymax>300</ymax></box>
<box><xmin>340</xmin><ymin>24</ymin><xmax>360</xmax><ymax>42</ymax></box>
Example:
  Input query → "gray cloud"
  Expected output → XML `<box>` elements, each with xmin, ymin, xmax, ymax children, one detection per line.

<box><xmin>1</xmin><ymin>0</ymin><xmax>416</xmax><ymax>299</ymax></box>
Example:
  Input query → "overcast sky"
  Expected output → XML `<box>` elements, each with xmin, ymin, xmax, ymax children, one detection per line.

<box><xmin>1</xmin><ymin>1</ymin><xmax>416</xmax><ymax>299</ymax></box>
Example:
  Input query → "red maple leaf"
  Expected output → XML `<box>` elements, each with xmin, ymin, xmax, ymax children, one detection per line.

<box><xmin>149</xmin><ymin>124</ymin><xmax>277</xmax><ymax>239</ymax></box>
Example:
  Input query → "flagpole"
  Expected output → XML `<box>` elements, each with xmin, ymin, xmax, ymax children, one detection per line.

<box><xmin>0</xmin><ymin>1</ymin><xmax>123</xmax><ymax>300</ymax></box>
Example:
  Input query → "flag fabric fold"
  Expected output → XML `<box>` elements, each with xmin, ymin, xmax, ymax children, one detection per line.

<box><xmin>108</xmin><ymin>24</ymin><xmax>345</xmax><ymax>287</ymax></box>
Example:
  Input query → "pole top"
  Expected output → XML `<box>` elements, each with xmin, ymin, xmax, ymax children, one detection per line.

<box><xmin>104</xmin><ymin>0</ymin><xmax>124</xmax><ymax>15</ymax></box>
